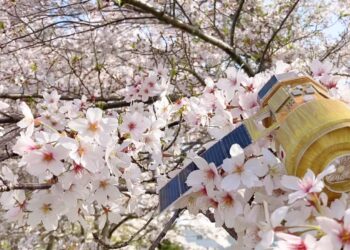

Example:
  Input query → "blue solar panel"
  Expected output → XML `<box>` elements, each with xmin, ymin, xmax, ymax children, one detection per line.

<box><xmin>200</xmin><ymin>142</ymin><xmax>226</xmax><ymax>166</ymax></box>
<box><xmin>258</xmin><ymin>75</ymin><xmax>277</xmax><ymax>101</ymax></box>
<box><xmin>178</xmin><ymin>162</ymin><xmax>197</xmax><ymax>193</ymax></box>
<box><xmin>159</xmin><ymin>123</ymin><xmax>253</xmax><ymax>212</ymax></box>
<box><xmin>159</xmin><ymin>176</ymin><xmax>181</xmax><ymax>212</ymax></box>
<box><xmin>220</xmin><ymin>124</ymin><xmax>252</xmax><ymax>156</ymax></box>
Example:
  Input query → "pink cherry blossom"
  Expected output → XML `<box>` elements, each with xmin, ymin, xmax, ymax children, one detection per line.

<box><xmin>275</xmin><ymin>232</ymin><xmax>317</xmax><ymax>250</ymax></box>
<box><xmin>310</xmin><ymin>60</ymin><xmax>332</xmax><ymax>77</ymax></box>
<box><xmin>317</xmin><ymin>209</ymin><xmax>350</xmax><ymax>250</ymax></box>
<box><xmin>22</xmin><ymin>144</ymin><xmax>68</xmax><ymax>176</ymax></box>
<box><xmin>217</xmin><ymin>67</ymin><xmax>248</xmax><ymax>101</ymax></box>
<box><xmin>119</xmin><ymin>112</ymin><xmax>150</xmax><ymax>140</ymax></box>
<box><xmin>186</xmin><ymin>157</ymin><xmax>221</xmax><ymax>191</ymax></box>
<box><xmin>281</xmin><ymin>165</ymin><xmax>335</xmax><ymax>204</ymax></box>
<box><xmin>60</xmin><ymin>137</ymin><xmax>104</xmax><ymax>173</ymax></box>
<box><xmin>256</xmin><ymin>205</ymin><xmax>289</xmax><ymax>249</ymax></box>
<box><xmin>217</xmin><ymin>191</ymin><xmax>243</xmax><ymax>228</ymax></box>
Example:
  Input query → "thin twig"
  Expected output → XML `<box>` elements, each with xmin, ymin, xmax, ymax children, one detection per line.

<box><xmin>149</xmin><ymin>209</ymin><xmax>183</xmax><ymax>250</ymax></box>
<box><xmin>203</xmin><ymin>211</ymin><xmax>238</xmax><ymax>240</ymax></box>
<box><xmin>162</xmin><ymin>114</ymin><xmax>182</xmax><ymax>151</ymax></box>
<box><xmin>257</xmin><ymin>0</ymin><xmax>300</xmax><ymax>73</ymax></box>
<box><xmin>122</xmin><ymin>0</ymin><xmax>254</xmax><ymax>76</ymax></box>
<box><xmin>230</xmin><ymin>0</ymin><xmax>245</xmax><ymax>47</ymax></box>
<box><xmin>94</xmin><ymin>210</ymin><xmax>157</xmax><ymax>249</ymax></box>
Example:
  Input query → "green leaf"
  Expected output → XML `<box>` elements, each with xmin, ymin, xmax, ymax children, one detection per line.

<box><xmin>114</xmin><ymin>0</ymin><xmax>123</xmax><ymax>6</ymax></box>
<box><xmin>118</xmin><ymin>114</ymin><xmax>123</xmax><ymax>125</ymax></box>
<box><xmin>159</xmin><ymin>239</ymin><xmax>183</xmax><ymax>250</ymax></box>
<box><xmin>95</xmin><ymin>102</ymin><xmax>106</xmax><ymax>110</ymax></box>
<box><xmin>30</xmin><ymin>62</ymin><xmax>38</xmax><ymax>72</ymax></box>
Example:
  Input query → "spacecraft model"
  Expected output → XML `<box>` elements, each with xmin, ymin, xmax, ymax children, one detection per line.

<box><xmin>160</xmin><ymin>72</ymin><xmax>350</xmax><ymax>212</ymax></box>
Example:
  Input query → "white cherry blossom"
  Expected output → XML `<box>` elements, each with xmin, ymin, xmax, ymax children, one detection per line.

<box><xmin>22</xmin><ymin>144</ymin><xmax>68</xmax><ymax>176</ymax></box>
<box><xmin>221</xmin><ymin>144</ymin><xmax>267</xmax><ymax>191</ymax></box>
<box><xmin>68</xmin><ymin>107</ymin><xmax>118</xmax><ymax>144</ymax></box>
<box><xmin>17</xmin><ymin>102</ymin><xmax>35</xmax><ymax>136</ymax></box>
<box><xmin>27</xmin><ymin>192</ymin><xmax>64</xmax><ymax>231</ymax></box>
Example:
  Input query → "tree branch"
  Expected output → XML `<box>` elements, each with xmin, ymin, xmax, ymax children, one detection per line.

<box><xmin>203</xmin><ymin>211</ymin><xmax>238</xmax><ymax>240</ymax></box>
<box><xmin>230</xmin><ymin>0</ymin><xmax>245</xmax><ymax>47</ymax></box>
<box><xmin>257</xmin><ymin>0</ymin><xmax>300</xmax><ymax>73</ymax></box>
<box><xmin>122</xmin><ymin>0</ymin><xmax>254</xmax><ymax>76</ymax></box>
<box><xmin>94</xmin><ymin>210</ymin><xmax>157</xmax><ymax>249</ymax></box>
<box><xmin>0</xmin><ymin>181</ymin><xmax>156</xmax><ymax>194</ymax></box>
<box><xmin>0</xmin><ymin>93</ymin><xmax>123</xmax><ymax>102</ymax></box>
<box><xmin>149</xmin><ymin>209</ymin><xmax>183</xmax><ymax>250</ymax></box>
<box><xmin>162</xmin><ymin>114</ymin><xmax>182</xmax><ymax>151</ymax></box>
<box><xmin>0</xmin><ymin>182</ymin><xmax>53</xmax><ymax>192</ymax></box>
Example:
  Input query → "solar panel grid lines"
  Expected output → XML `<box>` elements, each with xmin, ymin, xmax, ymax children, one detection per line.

<box><xmin>159</xmin><ymin>123</ymin><xmax>253</xmax><ymax>212</ymax></box>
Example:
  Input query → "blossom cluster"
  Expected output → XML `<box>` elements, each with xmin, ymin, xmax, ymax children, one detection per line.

<box><xmin>0</xmin><ymin>59</ymin><xmax>349</xmax><ymax>249</ymax></box>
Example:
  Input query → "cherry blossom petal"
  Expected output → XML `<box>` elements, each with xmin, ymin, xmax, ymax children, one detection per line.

<box><xmin>69</xmin><ymin>119</ymin><xmax>88</xmax><ymax>132</ymax></box>
<box><xmin>271</xmin><ymin>206</ymin><xmax>288</xmax><ymax>228</ymax></box>
<box><xmin>193</xmin><ymin>157</ymin><xmax>209</xmax><ymax>171</ymax></box>
<box><xmin>316</xmin><ymin>217</ymin><xmax>342</xmax><ymax>235</ymax></box>
<box><xmin>281</xmin><ymin>175</ymin><xmax>300</xmax><ymax>190</ymax></box>
<box><xmin>221</xmin><ymin>174</ymin><xmax>240</xmax><ymax>191</ymax></box>
<box><xmin>288</xmin><ymin>190</ymin><xmax>306</xmax><ymax>204</ymax></box>
<box><xmin>222</xmin><ymin>158</ymin><xmax>235</xmax><ymax>173</ymax></box>
<box><xmin>276</xmin><ymin>232</ymin><xmax>300</xmax><ymax>244</ymax></box>
<box><xmin>229</xmin><ymin>144</ymin><xmax>245</xmax><ymax>165</ymax></box>
<box><xmin>344</xmin><ymin>209</ymin><xmax>350</xmax><ymax>228</ymax></box>
<box><xmin>186</xmin><ymin>170</ymin><xmax>205</xmax><ymax>187</ymax></box>
<box><xmin>317</xmin><ymin>235</ymin><xmax>341</xmax><ymax>250</ymax></box>
<box><xmin>86</xmin><ymin>108</ymin><xmax>102</xmax><ymax>123</ymax></box>
<box><xmin>245</xmin><ymin>158</ymin><xmax>267</xmax><ymax>177</ymax></box>
<box><xmin>241</xmin><ymin>171</ymin><xmax>260</xmax><ymax>187</ymax></box>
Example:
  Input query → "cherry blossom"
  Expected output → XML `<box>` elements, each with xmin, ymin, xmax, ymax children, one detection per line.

<box><xmin>1</xmin><ymin>0</ymin><xmax>350</xmax><ymax>246</ymax></box>
<box><xmin>310</xmin><ymin>60</ymin><xmax>332</xmax><ymax>77</ymax></box>
<box><xmin>186</xmin><ymin>157</ymin><xmax>221</xmax><ymax>192</ymax></box>
<box><xmin>281</xmin><ymin>165</ymin><xmax>336</xmax><ymax>204</ymax></box>
<box><xmin>119</xmin><ymin>112</ymin><xmax>150</xmax><ymax>140</ymax></box>
<box><xmin>217</xmin><ymin>67</ymin><xmax>248</xmax><ymax>101</ymax></box>
<box><xmin>256</xmin><ymin>205</ymin><xmax>289</xmax><ymax>249</ymax></box>
<box><xmin>275</xmin><ymin>232</ymin><xmax>317</xmax><ymax>250</ymax></box>
<box><xmin>27</xmin><ymin>192</ymin><xmax>64</xmax><ymax>231</ymax></box>
<box><xmin>221</xmin><ymin>144</ymin><xmax>267</xmax><ymax>191</ymax></box>
<box><xmin>261</xmin><ymin>148</ymin><xmax>285</xmax><ymax>195</ymax></box>
<box><xmin>60</xmin><ymin>137</ymin><xmax>104</xmax><ymax>173</ymax></box>
<box><xmin>317</xmin><ymin>209</ymin><xmax>350</xmax><ymax>250</ymax></box>
<box><xmin>68</xmin><ymin>107</ymin><xmax>118</xmax><ymax>144</ymax></box>
<box><xmin>90</xmin><ymin>170</ymin><xmax>120</xmax><ymax>204</ymax></box>
<box><xmin>217</xmin><ymin>190</ymin><xmax>243</xmax><ymax>228</ymax></box>
<box><xmin>22</xmin><ymin>144</ymin><xmax>68</xmax><ymax>176</ymax></box>
<box><xmin>17</xmin><ymin>102</ymin><xmax>36</xmax><ymax>136</ymax></box>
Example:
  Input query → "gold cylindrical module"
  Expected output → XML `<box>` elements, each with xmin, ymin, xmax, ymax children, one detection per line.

<box><xmin>244</xmin><ymin>73</ymin><xmax>350</xmax><ymax>194</ymax></box>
